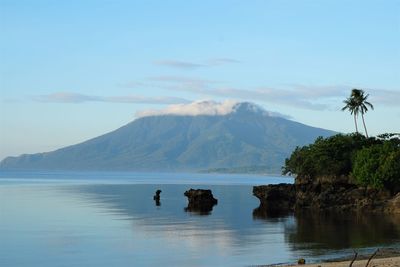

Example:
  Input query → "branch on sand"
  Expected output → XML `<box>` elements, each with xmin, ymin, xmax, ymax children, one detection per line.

<box><xmin>349</xmin><ymin>250</ymin><xmax>358</xmax><ymax>267</ymax></box>
<box><xmin>348</xmin><ymin>248</ymin><xmax>379</xmax><ymax>267</ymax></box>
<box><xmin>365</xmin><ymin>249</ymin><xmax>379</xmax><ymax>267</ymax></box>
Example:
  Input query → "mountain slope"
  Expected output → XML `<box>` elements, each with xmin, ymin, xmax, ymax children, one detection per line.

<box><xmin>0</xmin><ymin>102</ymin><xmax>336</xmax><ymax>173</ymax></box>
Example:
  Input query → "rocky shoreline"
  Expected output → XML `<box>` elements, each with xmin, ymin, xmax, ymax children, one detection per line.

<box><xmin>253</xmin><ymin>175</ymin><xmax>400</xmax><ymax>214</ymax></box>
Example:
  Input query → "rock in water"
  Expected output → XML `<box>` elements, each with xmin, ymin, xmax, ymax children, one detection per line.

<box><xmin>184</xmin><ymin>189</ymin><xmax>218</xmax><ymax>214</ymax></box>
<box><xmin>153</xmin><ymin>189</ymin><xmax>162</xmax><ymax>201</ymax></box>
<box><xmin>153</xmin><ymin>189</ymin><xmax>162</xmax><ymax>206</ymax></box>
<box><xmin>253</xmin><ymin>183</ymin><xmax>296</xmax><ymax>214</ymax></box>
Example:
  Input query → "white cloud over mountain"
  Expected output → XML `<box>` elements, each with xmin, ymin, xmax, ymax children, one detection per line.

<box><xmin>136</xmin><ymin>100</ymin><xmax>238</xmax><ymax>117</ymax></box>
<box><xmin>135</xmin><ymin>100</ymin><xmax>291</xmax><ymax>119</ymax></box>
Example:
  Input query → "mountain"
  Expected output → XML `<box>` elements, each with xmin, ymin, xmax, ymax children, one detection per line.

<box><xmin>0</xmin><ymin>102</ymin><xmax>336</xmax><ymax>173</ymax></box>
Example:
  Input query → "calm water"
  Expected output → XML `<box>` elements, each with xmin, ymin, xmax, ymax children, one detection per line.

<box><xmin>0</xmin><ymin>171</ymin><xmax>399</xmax><ymax>267</ymax></box>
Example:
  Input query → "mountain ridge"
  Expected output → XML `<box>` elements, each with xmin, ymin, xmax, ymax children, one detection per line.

<box><xmin>0</xmin><ymin>102</ymin><xmax>336</xmax><ymax>173</ymax></box>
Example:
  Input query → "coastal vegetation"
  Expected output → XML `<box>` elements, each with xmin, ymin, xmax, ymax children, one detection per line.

<box><xmin>283</xmin><ymin>88</ymin><xmax>400</xmax><ymax>193</ymax></box>
<box><xmin>353</xmin><ymin>134</ymin><xmax>400</xmax><ymax>193</ymax></box>
<box><xmin>255</xmin><ymin>89</ymin><xmax>399</xmax><ymax>215</ymax></box>
<box><xmin>282</xmin><ymin>133</ymin><xmax>400</xmax><ymax>193</ymax></box>
<box><xmin>284</xmin><ymin>88</ymin><xmax>399</xmax><ymax>193</ymax></box>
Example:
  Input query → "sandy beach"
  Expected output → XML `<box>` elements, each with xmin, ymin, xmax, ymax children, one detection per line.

<box><xmin>277</xmin><ymin>256</ymin><xmax>400</xmax><ymax>267</ymax></box>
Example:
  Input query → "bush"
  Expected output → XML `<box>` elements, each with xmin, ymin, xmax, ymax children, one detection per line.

<box><xmin>352</xmin><ymin>141</ymin><xmax>400</xmax><ymax>193</ymax></box>
<box><xmin>283</xmin><ymin>133</ymin><xmax>400</xmax><ymax>193</ymax></box>
<box><xmin>282</xmin><ymin>133</ymin><xmax>371</xmax><ymax>177</ymax></box>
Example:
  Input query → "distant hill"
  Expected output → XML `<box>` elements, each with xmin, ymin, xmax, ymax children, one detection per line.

<box><xmin>0</xmin><ymin>102</ymin><xmax>336</xmax><ymax>173</ymax></box>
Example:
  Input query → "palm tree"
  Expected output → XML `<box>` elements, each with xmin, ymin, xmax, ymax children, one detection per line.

<box><xmin>342</xmin><ymin>88</ymin><xmax>374</xmax><ymax>137</ymax></box>
<box><xmin>342</xmin><ymin>95</ymin><xmax>359</xmax><ymax>133</ymax></box>
<box><xmin>353</xmin><ymin>89</ymin><xmax>374</xmax><ymax>138</ymax></box>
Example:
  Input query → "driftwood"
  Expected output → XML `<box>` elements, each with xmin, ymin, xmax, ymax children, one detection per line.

<box><xmin>349</xmin><ymin>250</ymin><xmax>358</xmax><ymax>267</ymax></box>
<box><xmin>365</xmin><ymin>249</ymin><xmax>379</xmax><ymax>267</ymax></box>
<box><xmin>348</xmin><ymin>249</ymin><xmax>379</xmax><ymax>267</ymax></box>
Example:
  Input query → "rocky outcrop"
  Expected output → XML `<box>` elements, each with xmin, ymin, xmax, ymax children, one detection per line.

<box><xmin>252</xmin><ymin>183</ymin><xmax>295</xmax><ymax>214</ymax></box>
<box><xmin>253</xmin><ymin>175</ymin><xmax>400</xmax><ymax>214</ymax></box>
<box><xmin>184</xmin><ymin>189</ymin><xmax>218</xmax><ymax>214</ymax></box>
<box><xmin>295</xmin><ymin>174</ymin><xmax>392</xmax><ymax>212</ymax></box>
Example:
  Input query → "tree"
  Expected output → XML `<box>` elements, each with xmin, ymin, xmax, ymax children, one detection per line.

<box><xmin>342</xmin><ymin>96</ymin><xmax>359</xmax><ymax>133</ymax></box>
<box><xmin>283</xmin><ymin>133</ymin><xmax>400</xmax><ymax>194</ymax></box>
<box><xmin>352</xmin><ymin>140</ymin><xmax>400</xmax><ymax>193</ymax></box>
<box><xmin>351</xmin><ymin>89</ymin><xmax>374</xmax><ymax>138</ymax></box>
<box><xmin>342</xmin><ymin>89</ymin><xmax>374</xmax><ymax>137</ymax></box>
<box><xmin>282</xmin><ymin>133</ymin><xmax>369</xmax><ymax>177</ymax></box>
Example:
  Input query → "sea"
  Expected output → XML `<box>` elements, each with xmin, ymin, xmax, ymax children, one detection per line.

<box><xmin>0</xmin><ymin>171</ymin><xmax>399</xmax><ymax>267</ymax></box>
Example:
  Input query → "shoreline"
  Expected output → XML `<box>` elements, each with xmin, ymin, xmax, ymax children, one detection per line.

<box><xmin>265</xmin><ymin>248</ymin><xmax>400</xmax><ymax>267</ymax></box>
<box><xmin>279</xmin><ymin>256</ymin><xmax>400</xmax><ymax>267</ymax></box>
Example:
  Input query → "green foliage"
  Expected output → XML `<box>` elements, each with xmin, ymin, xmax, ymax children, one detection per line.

<box><xmin>282</xmin><ymin>133</ymin><xmax>370</xmax><ymax>177</ymax></box>
<box><xmin>283</xmin><ymin>133</ymin><xmax>400</xmax><ymax>193</ymax></box>
<box><xmin>352</xmin><ymin>140</ymin><xmax>400</xmax><ymax>192</ymax></box>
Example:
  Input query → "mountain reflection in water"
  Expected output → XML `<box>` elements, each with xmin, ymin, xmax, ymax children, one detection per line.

<box><xmin>2</xmin><ymin>177</ymin><xmax>400</xmax><ymax>267</ymax></box>
<box><xmin>71</xmin><ymin>184</ymin><xmax>400</xmax><ymax>255</ymax></box>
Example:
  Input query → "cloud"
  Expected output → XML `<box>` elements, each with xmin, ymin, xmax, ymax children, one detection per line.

<box><xmin>288</xmin><ymin>84</ymin><xmax>348</xmax><ymax>99</ymax></box>
<box><xmin>220</xmin><ymin>87</ymin><xmax>331</xmax><ymax>110</ymax></box>
<box><xmin>148</xmin><ymin>76</ymin><xmax>219</xmax><ymax>91</ymax></box>
<box><xmin>32</xmin><ymin>92</ymin><xmax>191</xmax><ymax>104</ymax></box>
<box><xmin>136</xmin><ymin>100</ymin><xmax>238</xmax><ymax>117</ymax></box>
<box><xmin>135</xmin><ymin>100</ymin><xmax>291</xmax><ymax>119</ymax></box>
<box><xmin>153</xmin><ymin>60</ymin><xmax>204</xmax><ymax>70</ymax></box>
<box><xmin>147</xmin><ymin>78</ymin><xmax>399</xmax><ymax>111</ymax></box>
<box><xmin>216</xmin><ymin>86</ymin><xmax>400</xmax><ymax>110</ymax></box>
<box><xmin>33</xmin><ymin>92</ymin><xmax>100</xmax><ymax>103</ymax></box>
<box><xmin>153</xmin><ymin>58</ymin><xmax>240</xmax><ymax>70</ymax></box>
<box><xmin>206</xmin><ymin>58</ymin><xmax>241</xmax><ymax>66</ymax></box>
<box><xmin>72</xmin><ymin>72</ymin><xmax>399</xmax><ymax>114</ymax></box>
<box><xmin>369</xmin><ymin>88</ymin><xmax>400</xmax><ymax>107</ymax></box>
<box><xmin>148</xmin><ymin>77</ymin><xmax>342</xmax><ymax>110</ymax></box>
<box><xmin>148</xmin><ymin>76</ymin><xmax>217</xmax><ymax>84</ymax></box>
<box><xmin>117</xmin><ymin>81</ymin><xmax>146</xmax><ymax>89</ymax></box>
<box><xmin>201</xmin><ymin>86</ymin><xmax>330</xmax><ymax>110</ymax></box>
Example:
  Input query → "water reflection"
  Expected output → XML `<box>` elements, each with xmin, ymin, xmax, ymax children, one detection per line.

<box><xmin>64</xmin><ymin>184</ymin><xmax>400</xmax><ymax>262</ymax></box>
<box><xmin>286</xmin><ymin>210</ymin><xmax>400</xmax><ymax>251</ymax></box>
<box><xmin>253</xmin><ymin>204</ymin><xmax>292</xmax><ymax>219</ymax></box>
<box><xmin>184</xmin><ymin>204</ymin><xmax>216</xmax><ymax>215</ymax></box>
<box><xmin>67</xmin><ymin>184</ymin><xmax>274</xmax><ymax>244</ymax></box>
<box><xmin>253</xmin><ymin>204</ymin><xmax>400</xmax><ymax>256</ymax></box>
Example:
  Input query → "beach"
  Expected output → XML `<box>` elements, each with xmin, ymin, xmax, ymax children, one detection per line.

<box><xmin>292</xmin><ymin>256</ymin><xmax>400</xmax><ymax>267</ymax></box>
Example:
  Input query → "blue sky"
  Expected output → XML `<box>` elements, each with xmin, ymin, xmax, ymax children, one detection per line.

<box><xmin>1</xmin><ymin>0</ymin><xmax>399</xmax><ymax>160</ymax></box>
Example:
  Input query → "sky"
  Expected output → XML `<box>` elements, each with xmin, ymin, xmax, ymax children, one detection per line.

<box><xmin>0</xmin><ymin>0</ymin><xmax>399</xmax><ymax>160</ymax></box>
